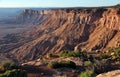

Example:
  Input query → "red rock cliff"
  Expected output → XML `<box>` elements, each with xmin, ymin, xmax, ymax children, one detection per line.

<box><xmin>3</xmin><ymin>8</ymin><xmax>120</xmax><ymax>61</ymax></box>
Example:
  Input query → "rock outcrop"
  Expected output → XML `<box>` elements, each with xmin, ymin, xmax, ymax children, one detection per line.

<box><xmin>96</xmin><ymin>70</ymin><xmax>120</xmax><ymax>77</ymax></box>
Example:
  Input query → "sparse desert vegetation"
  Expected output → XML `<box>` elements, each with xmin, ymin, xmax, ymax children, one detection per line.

<box><xmin>0</xmin><ymin>62</ymin><xmax>27</xmax><ymax>77</ymax></box>
<box><xmin>25</xmin><ymin>47</ymin><xmax>119</xmax><ymax>77</ymax></box>
<box><xmin>48</xmin><ymin>61</ymin><xmax>76</xmax><ymax>69</ymax></box>
<box><xmin>80</xmin><ymin>70</ymin><xmax>96</xmax><ymax>77</ymax></box>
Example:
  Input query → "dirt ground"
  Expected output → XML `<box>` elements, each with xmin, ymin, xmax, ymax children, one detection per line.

<box><xmin>21</xmin><ymin>65</ymin><xmax>78</xmax><ymax>77</ymax></box>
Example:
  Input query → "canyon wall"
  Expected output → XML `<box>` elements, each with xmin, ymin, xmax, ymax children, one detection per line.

<box><xmin>1</xmin><ymin>8</ymin><xmax>120</xmax><ymax>62</ymax></box>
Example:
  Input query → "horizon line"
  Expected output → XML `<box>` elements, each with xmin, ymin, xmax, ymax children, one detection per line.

<box><xmin>0</xmin><ymin>5</ymin><xmax>116</xmax><ymax>8</ymax></box>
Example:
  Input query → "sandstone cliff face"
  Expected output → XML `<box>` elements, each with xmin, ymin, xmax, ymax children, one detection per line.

<box><xmin>1</xmin><ymin>8</ymin><xmax>119</xmax><ymax>62</ymax></box>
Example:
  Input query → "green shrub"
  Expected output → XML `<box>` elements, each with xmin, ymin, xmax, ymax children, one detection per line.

<box><xmin>0</xmin><ymin>69</ymin><xmax>27</xmax><ymax>77</ymax></box>
<box><xmin>84</xmin><ymin>61</ymin><xmax>94</xmax><ymax>71</ymax></box>
<box><xmin>60</xmin><ymin>50</ymin><xmax>82</xmax><ymax>57</ymax></box>
<box><xmin>98</xmin><ymin>54</ymin><xmax>110</xmax><ymax>60</ymax></box>
<box><xmin>80</xmin><ymin>70</ymin><xmax>95</xmax><ymax>77</ymax></box>
<box><xmin>2</xmin><ymin>62</ymin><xmax>19</xmax><ymax>70</ymax></box>
<box><xmin>107</xmin><ymin>47</ymin><xmax>120</xmax><ymax>59</ymax></box>
<box><xmin>114</xmin><ymin>48</ymin><xmax>120</xmax><ymax>58</ymax></box>
<box><xmin>60</xmin><ymin>50</ymin><xmax>72</xmax><ymax>57</ymax></box>
<box><xmin>0</xmin><ymin>74</ymin><xmax>6</xmax><ymax>77</ymax></box>
<box><xmin>48</xmin><ymin>61</ymin><xmax>76</xmax><ymax>69</ymax></box>
<box><xmin>84</xmin><ymin>61</ymin><xmax>92</xmax><ymax>67</ymax></box>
